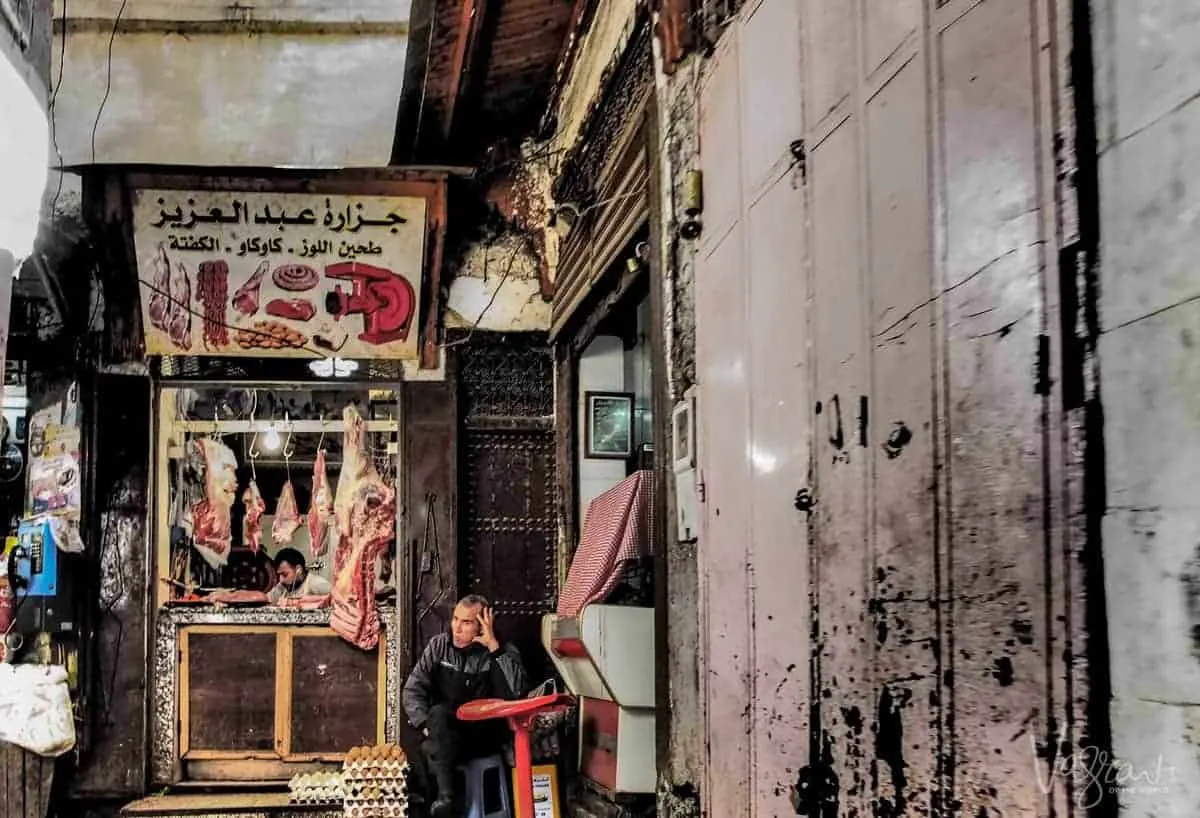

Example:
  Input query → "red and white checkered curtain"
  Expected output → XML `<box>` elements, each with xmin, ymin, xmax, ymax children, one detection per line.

<box><xmin>557</xmin><ymin>471</ymin><xmax>656</xmax><ymax>617</ymax></box>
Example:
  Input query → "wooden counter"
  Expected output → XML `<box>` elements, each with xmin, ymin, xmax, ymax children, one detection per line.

<box><xmin>152</xmin><ymin>606</ymin><xmax>400</xmax><ymax>786</ymax></box>
<box><xmin>121</xmin><ymin>792</ymin><xmax>339</xmax><ymax>817</ymax></box>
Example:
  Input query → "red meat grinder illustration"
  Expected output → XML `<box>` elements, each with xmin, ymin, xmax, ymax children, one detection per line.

<box><xmin>324</xmin><ymin>262</ymin><xmax>417</xmax><ymax>345</ymax></box>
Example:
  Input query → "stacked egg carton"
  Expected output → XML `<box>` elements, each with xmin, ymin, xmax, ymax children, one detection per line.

<box><xmin>341</xmin><ymin>744</ymin><xmax>409</xmax><ymax>818</ymax></box>
<box><xmin>288</xmin><ymin>770</ymin><xmax>346</xmax><ymax>806</ymax></box>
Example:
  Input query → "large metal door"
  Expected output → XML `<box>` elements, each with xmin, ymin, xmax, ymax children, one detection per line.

<box><xmin>694</xmin><ymin>0</ymin><xmax>1083</xmax><ymax>815</ymax></box>
<box><xmin>695</xmin><ymin>1</ymin><xmax>810</xmax><ymax>816</ymax></box>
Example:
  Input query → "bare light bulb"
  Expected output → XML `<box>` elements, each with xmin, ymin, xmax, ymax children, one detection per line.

<box><xmin>261</xmin><ymin>426</ymin><xmax>282</xmax><ymax>452</ymax></box>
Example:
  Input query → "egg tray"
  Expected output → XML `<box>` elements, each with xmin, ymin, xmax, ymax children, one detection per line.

<box><xmin>342</xmin><ymin>805</ymin><xmax>408</xmax><ymax>818</ymax></box>
<box><xmin>343</xmin><ymin>786</ymin><xmax>408</xmax><ymax>801</ymax></box>
<box><xmin>343</xmin><ymin>762</ymin><xmax>409</xmax><ymax>776</ymax></box>
<box><xmin>342</xmin><ymin>775</ymin><xmax>407</xmax><ymax>788</ymax></box>
<box><xmin>288</xmin><ymin>795</ymin><xmax>344</xmax><ymax>807</ymax></box>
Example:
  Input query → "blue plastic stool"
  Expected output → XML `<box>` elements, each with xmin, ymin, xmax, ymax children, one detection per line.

<box><xmin>455</xmin><ymin>754</ymin><xmax>512</xmax><ymax>818</ymax></box>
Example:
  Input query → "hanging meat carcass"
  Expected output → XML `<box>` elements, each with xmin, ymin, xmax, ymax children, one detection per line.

<box><xmin>242</xmin><ymin>480</ymin><xmax>266</xmax><ymax>553</ymax></box>
<box><xmin>307</xmin><ymin>449</ymin><xmax>334</xmax><ymax>557</ymax></box>
<box><xmin>330</xmin><ymin>405</ymin><xmax>395</xmax><ymax>650</ymax></box>
<box><xmin>186</xmin><ymin>438</ymin><xmax>239</xmax><ymax>570</ymax></box>
<box><xmin>272</xmin><ymin>481</ymin><xmax>302</xmax><ymax>546</ymax></box>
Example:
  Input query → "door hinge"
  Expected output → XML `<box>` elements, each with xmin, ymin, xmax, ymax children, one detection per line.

<box><xmin>696</xmin><ymin>471</ymin><xmax>706</xmax><ymax>504</ymax></box>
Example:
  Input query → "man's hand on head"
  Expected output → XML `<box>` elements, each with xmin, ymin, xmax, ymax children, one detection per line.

<box><xmin>473</xmin><ymin>606</ymin><xmax>501</xmax><ymax>653</ymax></box>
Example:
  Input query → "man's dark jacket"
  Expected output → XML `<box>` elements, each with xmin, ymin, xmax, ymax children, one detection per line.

<box><xmin>402</xmin><ymin>633</ymin><xmax>528</xmax><ymax>729</ymax></box>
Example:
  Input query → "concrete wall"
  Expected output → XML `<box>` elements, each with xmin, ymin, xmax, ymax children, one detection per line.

<box><xmin>444</xmin><ymin>231</ymin><xmax>551</xmax><ymax>332</ymax></box>
<box><xmin>625</xmin><ymin>295</ymin><xmax>653</xmax><ymax>449</ymax></box>
<box><xmin>50</xmin><ymin>1</ymin><xmax>408</xmax><ymax>167</ymax></box>
<box><xmin>1092</xmin><ymin>1</ymin><xmax>1200</xmax><ymax>814</ymax></box>
<box><xmin>652</xmin><ymin>48</ymin><xmax>704</xmax><ymax>807</ymax></box>
<box><xmin>578</xmin><ymin>335</ymin><xmax>627</xmax><ymax>520</ymax></box>
<box><xmin>445</xmin><ymin>141</ymin><xmax>555</xmax><ymax>333</ymax></box>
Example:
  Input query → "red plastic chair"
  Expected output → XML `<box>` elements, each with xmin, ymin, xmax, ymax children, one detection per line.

<box><xmin>457</xmin><ymin>691</ymin><xmax>575</xmax><ymax>818</ymax></box>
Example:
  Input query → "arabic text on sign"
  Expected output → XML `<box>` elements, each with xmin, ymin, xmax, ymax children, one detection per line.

<box><xmin>149</xmin><ymin>197</ymin><xmax>410</xmax><ymax>235</ymax></box>
<box><xmin>237</xmin><ymin>237</ymin><xmax>285</xmax><ymax>258</ymax></box>
<box><xmin>168</xmin><ymin>235</ymin><xmax>219</xmax><ymax>252</ymax></box>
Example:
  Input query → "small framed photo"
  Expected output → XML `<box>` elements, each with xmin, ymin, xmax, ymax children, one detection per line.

<box><xmin>584</xmin><ymin>391</ymin><xmax>635</xmax><ymax>460</ymax></box>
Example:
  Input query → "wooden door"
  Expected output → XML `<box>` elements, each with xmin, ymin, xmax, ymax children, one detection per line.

<box><xmin>457</xmin><ymin>333</ymin><xmax>558</xmax><ymax>684</ymax></box>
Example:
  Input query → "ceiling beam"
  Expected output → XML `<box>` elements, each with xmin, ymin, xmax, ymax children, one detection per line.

<box><xmin>441</xmin><ymin>0</ymin><xmax>493</xmax><ymax>142</ymax></box>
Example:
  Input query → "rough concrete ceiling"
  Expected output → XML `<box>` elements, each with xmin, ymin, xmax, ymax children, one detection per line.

<box><xmin>49</xmin><ymin>0</ymin><xmax>412</xmax><ymax>168</ymax></box>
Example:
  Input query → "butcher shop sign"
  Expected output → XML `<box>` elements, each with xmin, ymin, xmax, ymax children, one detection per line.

<box><xmin>131</xmin><ymin>189</ymin><xmax>427</xmax><ymax>359</ymax></box>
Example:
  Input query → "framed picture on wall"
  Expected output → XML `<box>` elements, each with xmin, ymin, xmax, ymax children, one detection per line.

<box><xmin>584</xmin><ymin>391</ymin><xmax>635</xmax><ymax>459</ymax></box>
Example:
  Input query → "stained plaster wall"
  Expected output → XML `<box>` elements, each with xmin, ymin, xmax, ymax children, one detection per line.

<box><xmin>445</xmin><ymin>142</ymin><xmax>555</xmax><ymax>333</ymax></box>
<box><xmin>651</xmin><ymin>47</ymin><xmax>703</xmax><ymax>808</ymax></box>
<box><xmin>1092</xmin><ymin>0</ymin><xmax>1200</xmax><ymax>813</ymax></box>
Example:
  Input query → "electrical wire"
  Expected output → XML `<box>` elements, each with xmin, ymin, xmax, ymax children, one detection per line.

<box><xmin>90</xmin><ymin>0</ymin><xmax>128</xmax><ymax>166</ymax></box>
<box><xmin>442</xmin><ymin>239</ymin><xmax>523</xmax><ymax>350</ymax></box>
<box><xmin>48</xmin><ymin>0</ymin><xmax>69</xmax><ymax>220</ymax></box>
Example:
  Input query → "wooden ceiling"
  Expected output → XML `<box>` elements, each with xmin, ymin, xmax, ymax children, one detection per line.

<box><xmin>393</xmin><ymin>0</ymin><xmax>582</xmax><ymax>165</ymax></box>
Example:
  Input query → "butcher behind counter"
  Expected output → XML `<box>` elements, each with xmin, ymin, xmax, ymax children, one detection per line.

<box><xmin>208</xmin><ymin>548</ymin><xmax>330</xmax><ymax>608</ymax></box>
<box><xmin>206</xmin><ymin>548</ymin><xmax>393</xmax><ymax>609</ymax></box>
<box><xmin>175</xmin><ymin>405</ymin><xmax>398</xmax><ymax>650</ymax></box>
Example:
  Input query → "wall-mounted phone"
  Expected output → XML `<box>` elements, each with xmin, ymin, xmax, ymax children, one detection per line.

<box><xmin>10</xmin><ymin>518</ymin><xmax>71</xmax><ymax>634</ymax></box>
<box><xmin>11</xmin><ymin>522</ymin><xmax>55</xmax><ymax>597</ymax></box>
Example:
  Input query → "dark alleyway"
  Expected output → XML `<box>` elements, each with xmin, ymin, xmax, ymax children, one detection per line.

<box><xmin>0</xmin><ymin>1</ymin><xmax>1197</xmax><ymax>817</ymax></box>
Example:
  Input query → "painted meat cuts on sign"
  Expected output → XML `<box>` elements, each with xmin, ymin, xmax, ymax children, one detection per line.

<box><xmin>196</xmin><ymin>261</ymin><xmax>230</xmax><ymax>348</ymax></box>
<box><xmin>331</xmin><ymin>405</ymin><xmax>395</xmax><ymax>650</ymax></box>
<box><xmin>232</xmin><ymin>260</ymin><xmax>269</xmax><ymax>317</ymax></box>
<box><xmin>307</xmin><ymin>449</ymin><xmax>334</xmax><ymax>557</ymax></box>
<box><xmin>167</xmin><ymin>260</ymin><xmax>192</xmax><ymax>350</ymax></box>
<box><xmin>147</xmin><ymin>243</ymin><xmax>172</xmax><ymax>332</ymax></box>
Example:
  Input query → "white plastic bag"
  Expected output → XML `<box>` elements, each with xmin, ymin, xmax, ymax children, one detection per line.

<box><xmin>0</xmin><ymin>663</ymin><xmax>76</xmax><ymax>756</ymax></box>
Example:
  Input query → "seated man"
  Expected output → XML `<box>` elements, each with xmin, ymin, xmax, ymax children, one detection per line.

<box><xmin>403</xmin><ymin>595</ymin><xmax>528</xmax><ymax>818</ymax></box>
<box><xmin>267</xmin><ymin>548</ymin><xmax>331</xmax><ymax>605</ymax></box>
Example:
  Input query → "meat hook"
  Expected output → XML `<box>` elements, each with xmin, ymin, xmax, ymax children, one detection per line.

<box><xmin>282</xmin><ymin>411</ymin><xmax>295</xmax><ymax>470</ymax></box>
<box><xmin>247</xmin><ymin>391</ymin><xmax>261</xmax><ymax>478</ymax></box>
